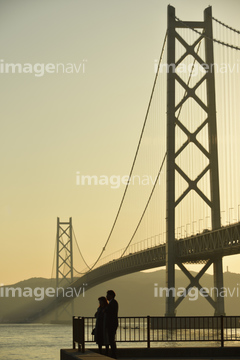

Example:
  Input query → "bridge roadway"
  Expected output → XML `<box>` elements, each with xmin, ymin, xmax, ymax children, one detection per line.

<box><xmin>32</xmin><ymin>222</ymin><xmax>240</xmax><ymax>320</ymax></box>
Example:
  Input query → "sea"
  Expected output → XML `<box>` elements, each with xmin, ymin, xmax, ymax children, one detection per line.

<box><xmin>0</xmin><ymin>324</ymin><xmax>74</xmax><ymax>360</ymax></box>
<box><xmin>0</xmin><ymin>323</ymin><xmax>239</xmax><ymax>360</ymax></box>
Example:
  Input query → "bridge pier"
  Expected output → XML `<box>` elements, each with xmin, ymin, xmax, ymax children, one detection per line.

<box><xmin>213</xmin><ymin>258</ymin><xmax>225</xmax><ymax>315</ymax></box>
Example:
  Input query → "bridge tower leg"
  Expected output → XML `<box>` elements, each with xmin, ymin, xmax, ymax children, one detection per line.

<box><xmin>204</xmin><ymin>7</ymin><xmax>224</xmax><ymax>316</ymax></box>
<box><xmin>165</xmin><ymin>5</ymin><xmax>224</xmax><ymax>316</ymax></box>
<box><xmin>55</xmin><ymin>217</ymin><xmax>74</xmax><ymax>321</ymax></box>
<box><xmin>166</xmin><ymin>4</ymin><xmax>176</xmax><ymax>317</ymax></box>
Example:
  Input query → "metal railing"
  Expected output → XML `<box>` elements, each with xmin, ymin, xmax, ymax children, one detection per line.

<box><xmin>73</xmin><ymin>315</ymin><xmax>240</xmax><ymax>352</ymax></box>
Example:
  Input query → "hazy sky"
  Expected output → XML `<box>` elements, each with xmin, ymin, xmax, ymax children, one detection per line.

<box><xmin>1</xmin><ymin>0</ymin><xmax>240</xmax><ymax>285</ymax></box>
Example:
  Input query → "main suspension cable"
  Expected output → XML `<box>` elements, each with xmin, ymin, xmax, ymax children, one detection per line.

<box><xmin>83</xmin><ymin>31</ymin><xmax>168</xmax><ymax>272</ymax></box>
<box><xmin>120</xmin><ymin>152</ymin><xmax>167</xmax><ymax>258</ymax></box>
<box><xmin>211</xmin><ymin>16</ymin><xmax>240</xmax><ymax>35</ymax></box>
<box><xmin>72</xmin><ymin>227</ymin><xmax>91</xmax><ymax>273</ymax></box>
<box><xmin>175</xmin><ymin>16</ymin><xmax>240</xmax><ymax>51</ymax></box>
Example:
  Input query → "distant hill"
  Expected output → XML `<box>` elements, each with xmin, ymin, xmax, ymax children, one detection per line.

<box><xmin>1</xmin><ymin>269</ymin><xmax>240</xmax><ymax>323</ymax></box>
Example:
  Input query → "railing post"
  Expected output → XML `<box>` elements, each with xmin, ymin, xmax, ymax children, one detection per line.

<box><xmin>72</xmin><ymin>316</ymin><xmax>75</xmax><ymax>349</ymax></box>
<box><xmin>221</xmin><ymin>315</ymin><xmax>224</xmax><ymax>348</ymax></box>
<box><xmin>147</xmin><ymin>316</ymin><xmax>150</xmax><ymax>348</ymax></box>
<box><xmin>81</xmin><ymin>317</ymin><xmax>85</xmax><ymax>353</ymax></box>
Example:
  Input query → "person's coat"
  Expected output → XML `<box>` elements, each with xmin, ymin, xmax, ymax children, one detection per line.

<box><xmin>106</xmin><ymin>299</ymin><xmax>118</xmax><ymax>333</ymax></box>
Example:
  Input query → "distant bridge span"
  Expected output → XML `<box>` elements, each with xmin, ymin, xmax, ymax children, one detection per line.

<box><xmin>32</xmin><ymin>222</ymin><xmax>240</xmax><ymax>321</ymax></box>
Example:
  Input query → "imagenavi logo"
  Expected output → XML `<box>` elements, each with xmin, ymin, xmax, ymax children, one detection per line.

<box><xmin>0</xmin><ymin>283</ymin><xmax>87</xmax><ymax>301</ymax></box>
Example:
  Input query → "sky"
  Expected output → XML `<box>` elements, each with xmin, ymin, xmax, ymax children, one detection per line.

<box><xmin>1</xmin><ymin>0</ymin><xmax>240</xmax><ymax>286</ymax></box>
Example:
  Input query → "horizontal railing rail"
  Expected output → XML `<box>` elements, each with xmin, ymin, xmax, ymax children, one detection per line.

<box><xmin>73</xmin><ymin>315</ymin><xmax>240</xmax><ymax>352</ymax></box>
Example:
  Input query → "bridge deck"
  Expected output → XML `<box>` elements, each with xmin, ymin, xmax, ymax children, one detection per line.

<box><xmin>30</xmin><ymin>223</ymin><xmax>240</xmax><ymax>321</ymax></box>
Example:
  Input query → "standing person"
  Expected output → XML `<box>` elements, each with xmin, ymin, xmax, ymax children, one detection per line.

<box><xmin>106</xmin><ymin>290</ymin><xmax>118</xmax><ymax>359</ymax></box>
<box><xmin>94</xmin><ymin>296</ymin><xmax>109</xmax><ymax>355</ymax></box>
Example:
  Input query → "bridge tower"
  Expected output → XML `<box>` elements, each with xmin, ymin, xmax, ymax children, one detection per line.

<box><xmin>166</xmin><ymin>6</ymin><xmax>224</xmax><ymax>316</ymax></box>
<box><xmin>55</xmin><ymin>217</ymin><xmax>74</xmax><ymax>320</ymax></box>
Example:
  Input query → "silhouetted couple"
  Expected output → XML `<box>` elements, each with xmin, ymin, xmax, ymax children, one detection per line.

<box><xmin>94</xmin><ymin>290</ymin><xmax>118</xmax><ymax>358</ymax></box>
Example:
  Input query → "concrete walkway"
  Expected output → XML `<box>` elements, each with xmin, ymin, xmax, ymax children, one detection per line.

<box><xmin>61</xmin><ymin>349</ymin><xmax>108</xmax><ymax>360</ymax></box>
<box><xmin>60</xmin><ymin>348</ymin><xmax>240</xmax><ymax>360</ymax></box>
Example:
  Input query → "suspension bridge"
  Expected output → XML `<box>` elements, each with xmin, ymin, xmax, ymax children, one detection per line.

<box><xmin>31</xmin><ymin>5</ymin><xmax>240</xmax><ymax>322</ymax></box>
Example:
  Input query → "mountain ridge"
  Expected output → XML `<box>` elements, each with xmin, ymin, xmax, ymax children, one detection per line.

<box><xmin>1</xmin><ymin>269</ymin><xmax>240</xmax><ymax>323</ymax></box>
